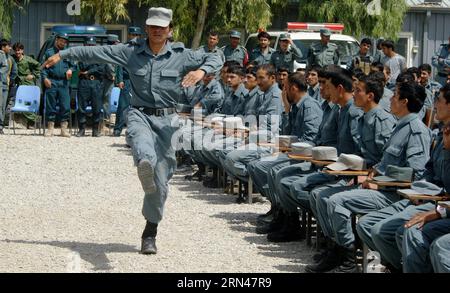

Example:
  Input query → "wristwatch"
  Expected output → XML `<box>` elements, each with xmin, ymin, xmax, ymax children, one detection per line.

<box><xmin>436</xmin><ymin>205</ymin><xmax>447</xmax><ymax>219</ymax></box>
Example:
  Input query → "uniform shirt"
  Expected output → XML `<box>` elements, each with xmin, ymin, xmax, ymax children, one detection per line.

<box><xmin>379</xmin><ymin>87</ymin><xmax>394</xmax><ymax>114</ymax></box>
<box><xmin>255</xmin><ymin>83</ymin><xmax>283</xmax><ymax>132</ymax></box>
<box><xmin>431</xmin><ymin>44</ymin><xmax>450</xmax><ymax>75</ymax></box>
<box><xmin>307</xmin><ymin>84</ymin><xmax>321</xmax><ymax>104</ymax></box>
<box><xmin>77</xmin><ymin>62</ymin><xmax>107</xmax><ymax>80</ymax></box>
<box><xmin>373</xmin><ymin>113</ymin><xmax>432</xmax><ymax>180</ymax></box>
<box><xmin>381</xmin><ymin>54</ymin><xmax>407</xmax><ymax>84</ymax></box>
<box><xmin>307</xmin><ymin>41</ymin><xmax>340</xmax><ymax>68</ymax></box>
<box><xmin>0</xmin><ymin>51</ymin><xmax>8</xmax><ymax>87</ymax></box>
<box><xmin>348</xmin><ymin>52</ymin><xmax>374</xmax><ymax>73</ymax></box>
<box><xmin>418</xmin><ymin>88</ymin><xmax>436</xmax><ymax>121</ymax></box>
<box><xmin>59</xmin><ymin>39</ymin><xmax>223</xmax><ymax>109</ymax></box>
<box><xmin>222</xmin><ymin>44</ymin><xmax>248</xmax><ymax>67</ymax></box>
<box><xmin>249</xmin><ymin>46</ymin><xmax>276</xmax><ymax>66</ymax></box>
<box><xmin>443</xmin><ymin>147</ymin><xmax>450</xmax><ymax>217</ymax></box>
<box><xmin>196</xmin><ymin>45</ymin><xmax>225</xmax><ymax>63</ymax></box>
<box><xmin>14</xmin><ymin>55</ymin><xmax>41</xmax><ymax>86</ymax></box>
<box><xmin>6</xmin><ymin>55</ymin><xmax>17</xmax><ymax>87</ymax></box>
<box><xmin>116</xmin><ymin>66</ymin><xmax>130</xmax><ymax>83</ymax></box>
<box><xmin>314</xmin><ymin>101</ymin><xmax>339</xmax><ymax>147</ymax></box>
<box><xmin>358</xmin><ymin>106</ymin><xmax>396</xmax><ymax>168</ymax></box>
<box><xmin>336</xmin><ymin>99</ymin><xmax>364</xmax><ymax>155</ymax></box>
<box><xmin>424</xmin><ymin>80</ymin><xmax>442</xmax><ymax>101</ymax></box>
<box><xmin>238</xmin><ymin>86</ymin><xmax>261</xmax><ymax>116</ymax></box>
<box><xmin>373</xmin><ymin>49</ymin><xmax>385</xmax><ymax>64</ymax></box>
<box><xmin>41</xmin><ymin>46</ymin><xmax>76</xmax><ymax>81</ymax></box>
<box><xmin>289</xmin><ymin>95</ymin><xmax>323</xmax><ymax>145</ymax></box>
<box><xmin>423</xmin><ymin>131</ymin><xmax>448</xmax><ymax>187</ymax></box>
<box><xmin>190</xmin><ymin>78</ymin><xmax>224</xmax><ymax>115</ymax></box>
<box><xmin>270</xmin><ymin>44</ymin><xmax>303</xmax><ymax>72</ymax></box>
<box><xmin>221</xmin><ymin>83</ymin><xmax>248</xmax><ymax>115</ymax></box>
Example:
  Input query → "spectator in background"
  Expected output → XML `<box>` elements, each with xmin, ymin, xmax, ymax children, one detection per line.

<box><xmin>381</xmin><ymin>40</ymin><xmax>407</xmax><ymax>85</ymax></box>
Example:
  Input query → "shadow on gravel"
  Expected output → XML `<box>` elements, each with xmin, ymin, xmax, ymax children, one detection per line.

<box><xmin>2</xmin><ymin>239</ymin><xmax>138</xmax><ymax>271</ymax></box>
<box><xmin>109</xmin><ymin>143</ymin><xmax>133</xmax><ymax>155</ymax></box>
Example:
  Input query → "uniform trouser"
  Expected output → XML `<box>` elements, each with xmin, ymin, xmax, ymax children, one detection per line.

<box><xmin>402</xmin><ymin>218</ymin><xmax>450</xmax><ymax>273</ymax></box>
<box><xmin>126</xmin><ymin>107</ymin><xmax>179</xmax><ymax>224</ymax></box>
<box><xmin>114</xmin><ymin>79</ymin><xmax>131</xmax><ymax>133</ymax></box>
<box><xmin>0</xmin><ymin>87</ymin><xmax>6</xmax><ymax>128</ymax></box>
<box><xmin>203</xmin><ymin>136</ymin><xmax>243</xmax><ymax>169</ymax></box>
<box><xmin>312</xmin><ymin>185</ymin><xmax>357</xmax><ymax>239</ymax></box>
<box><xmin>430</xmin><ymin>234</ymin><xmax>450</xmax><ymax>273</ymax></box>
<box><xmin>223</xmin><ymin>144</ymin><xmax>271</xmax><ymax>180</ymax></box>
<box><xmin>45</xmin><ymin>80</ymin><xmax>71</xmax><ymax>123</ymax></box>
<box><xmin>279</xmin><ymin>171</ymin><xmax>341</xmax><ymax>213</ymax></box>
<box><xmin>356</xmin><ymin>200</ymin><xmax>434</xmax><ymax>269</ymax></box>
<box><xmin>247</xmin><ymin>156</ymin><xmax>291</xmax><ymax>201</ymax></box>
<box><xmin>102</xmin><ymin>79</ymin><xmax>114</xmax><ymax>118</ymax></box>
<box><xmin>78</xmin><ymin>80</ymin><xmax>103</xmax><ymax>125</ymax></box>
<box><xmin>326</xmin><ymin>189</ymin><xmax>401</xmax><ymax>249</ymax></box>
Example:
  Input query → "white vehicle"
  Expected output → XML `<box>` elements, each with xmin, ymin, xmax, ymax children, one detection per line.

<box><xmin>245</xmin><ymin>23</ymin><xmax>360</xmax><ymax>70</ymax></box>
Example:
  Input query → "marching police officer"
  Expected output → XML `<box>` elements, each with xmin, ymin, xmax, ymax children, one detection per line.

<box><xmin>432</xmin><ymin>36</ymin><xmax>450</xmax><ymax>86</ymax></box>
<box><xmin>41</xmin><ymin>33</ymin><xmax>75</xmax><ymax>137</ymax></box>
<box><xmin>76</xmin><ymin>36</ymin><xmax>105</xmax><ymax>138</ymax></box>
<box><xmin>222</xmin><ymin>30</ymin><xmax>248</xmax><ymax>67</ymax></box>
<box><xmin>307</xmin><ymin>28</ymin><xmax>340</xmax><ymax>68</ymax></box>
<box><xmin>249</xmin><ymin>31</ymin><xmax>275</xmax><ymax>67</ymax></box>
<box><xmin>43</xmin><ymin>7</ymin><xmax>222</xmax><ymax>255</ymax></box>
<box><xmin>270</xmin><ymin>33</ymin><xmax>303</xmax><ymax>73</ymax></box>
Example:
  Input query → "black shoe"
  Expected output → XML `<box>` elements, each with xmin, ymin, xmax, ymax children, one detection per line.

<box><xmin>257</xmin><ymin>207</ymin><xmax>275</xmax><ymax>224</ymax></box>
<box><xmin>255</xmin><ymin>210</ymin><xmax>286</xmax><ymax>234</ymax></box>
<box><xmin>203</xmin><ymin>178</ymin><xmax>219</xmax><ymax>188</ymax></box>
<box><xmin>113</xmin><ymin>130</ymin><xmax>121</xmax><ymax>137</ymax></box>
<box><xmin>326</xmin><ymin>246</ymin><xmax>359</xmax><ymax>273</ymax></box>
<box><xmin>236</xmin><ymin>195</ymin><xmax>247</xmax><ymax>204</ymax></box>
<box><xmin>313</xmin><ymin>249</ymin><xmax>329</xmax><ymax>263</ymax></box>
<box><xmin>141</xmin><ymin>237</ymin><xmax>157</xmax><ymax>255</ymax></box>
<box><xmin>305</xmin><ymin>247</ymin><xmax>341</xmax><ymax>273</ymax></box>
<box><xmin>267</xmin><ymin>212</ymin><xmax>305</xmax><ymax>243</ymax></box>
<box><xmin>185</xmin><ymin>170</ymin><xmax>205</xmax><ymax>181</ymax></box>
<box><xmin>0</xmin><ymin>128</ymin><xmax>4</xmax><ymax>135</ymax></box>
<box><xmin>92</xmin><ymin>128</ymin><xmax>101</xmax><ymax>137</ymax></box>
<box><xmin>76</xmin><ymin>128</ymin><xmax>85</xmax><ymax>137</ymax></box>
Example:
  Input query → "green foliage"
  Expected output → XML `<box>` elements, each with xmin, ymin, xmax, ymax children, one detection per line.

<box><xmin>81</xmin><ymin>0</ymin><xmax>130</xmax><ymax>23</ymax></box>
<box><xmin>0</xmin><ymin>0</ymin><xmax>29</xmax><ymax>39</ymax></box>
<box><xmin>298</xmin><ymin>0</ymin><xmax>408</xmax><ymax>40</ymax></box>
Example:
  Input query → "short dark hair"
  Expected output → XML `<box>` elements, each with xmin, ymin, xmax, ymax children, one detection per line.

<box><xmin>381</xmin><ymin>40</ymin><xmax>395</xmax><ymax>51</ymax></box>
<box><xmin>360</xmin><ymin>38</ymin><xmax>372</xmax><ymax>46</ymax></box>
<box><xmin>418</xmin><ymin>63</ymin><xmax>432</xmax><ymax>74</ymax></box>
<box><xmin>246</xmin><ymin>67</ymin><xmax>258</xmax><ymax>77</ymax></box>
<box><xmin>406</xmin><ymin>67</ymin><xmax>420</xmax><ymax>79</ymax></box>
<box><xmin>12</xmin><ymin>42</ymin><xmax>24</xmax><ymax>50</ymax></box>
<box><xmin>328</xmin><ymin>68</ymin><xmax>353</xmax><ymax>92</ymax></box>
<box><xmin>371</xmin><ymin>71</ymin><xmax>387</xmax><ymax>87</ymax></box>
<box><xmin>397</xmin><ymin>82</ymin><xmax>426</xmax><ymax>113</ymax></box>
<box><xmin>277</xmin><ymin>67</ymin><xmax>289</xmax><ymax>74</ymax></box>
<box><xmin>306</xmin><ymin>65</ymin><xmax>322</xmax><ymax>74</ymax></box>
<box><xmin>223</xmin><ymin>61</ymin><xmax>241</xmax><ymax>69</ymax></box>
<box><xmin>227</xmin><ymin>65</ymin><xmax>245</xmax><ymax>77</ymax></box>
<box><xmin>440</xmin><ymin>83</ymin><xmax>450</xmax><ymax>104</ymax></box>
<box><xmin>209</xmin><ymin>31</ymin><xmax>219</xmax><ymax>37</ymax></box>
<box><xmin>257</xmin><ymin>64</ymin><xmax>277</xmax><ymax>77</ymax></box>
<box><xmin>0</xmin><ymin>39</ymin><xmax>11</xmax><ymax>48</ymax></box>
<box><xmin>288</xmin><ymin>72</ymin><xmax>308</xmax><ymax>92</ymax></box>
<box><xmin>371</xmin><ymin>62</ymin><xmax>384</xmax><ymax>73</ymax></box>
<box><xmin>352</xmin><ymin>68</ymin><xmax>365</xmax><ymax>79</ymax></box>
<box><xmin>257</xmin><ymin>31</ymin><xmax>271</xmax><ymax>40</ymax></box>
<box><xmin>396</xmin><ymin>72</ymin><xmax>415</xmax><ymax>84</ymax></box>
<box><xmin>359</xmin><ymin>74</ymin><xmax>384</xmax><ymax>103</ymax></box>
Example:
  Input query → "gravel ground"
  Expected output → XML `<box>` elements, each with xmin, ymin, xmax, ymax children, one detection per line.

<box><xmin>0</xmin><ymin>129</ymin><xmax>313</xmax><ymax>273</ymax></box>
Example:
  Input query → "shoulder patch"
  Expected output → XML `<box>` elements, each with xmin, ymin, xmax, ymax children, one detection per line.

<box><xmin>409</xmin><ymin>119</ymin><xmax>425</xmax><ymax>134</ymax></box>
<box><xmin>349</xmin><ymin>105</ymin><xmax>363</xmax><ymax>118</ymax></box>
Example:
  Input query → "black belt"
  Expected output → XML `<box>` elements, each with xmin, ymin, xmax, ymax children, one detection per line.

<box><xmin>49</xmin><ymin>76</ymin><xmax>67</xmax><ymax>81</ymax></box>
<box><xmin>80</xmin><ymin>75</ymin><xmax>102</xmax><ymax>81</ymax></box>
<box><xmin>134</xmin><ymin>106</ymin><xmax>176</xmax><ymax>116</ymax></box>
<box><xmin>438</xmin><ymin>72</ymin><xmax>448</xmax><ymax>77</ymax></box>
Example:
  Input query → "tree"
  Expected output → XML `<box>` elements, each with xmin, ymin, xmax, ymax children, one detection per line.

<box><xmin>137</xmin><ymin>0</ymin><xmax>286</xmax><ymax>48</ymax></box>
<box><xmin>297</xmin><ymin>0</ymin><xmax>408</xmax><ymax>40</ymax></box>
<box><xmin>81</xmin><ymin>0</ymin><xmax>130</xmax><ymax>24</ymax></box>
<box><xmin>0</xmin><ymin>0</ymin><xmax>29</xmax><ymax>39</ymax></box>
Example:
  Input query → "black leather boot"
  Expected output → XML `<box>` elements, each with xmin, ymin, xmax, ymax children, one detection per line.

<box><xmin>305</xmin><ymin>242</ymin><xmax>342</xmax><ymax>273</ymax></box>
<box><xmin>255</xmin><ymin>209</ymin><xmax>286</xmax><ymax>234</ymax></box>
<box><xmin>76</xmin><ymin>124</ymin><xmax>86</xmax><ymax>137</ymax></box>
<box><xmin>327</xmin><ymin>244</ymin><xmax>359</xmax><ymax>273</ymax></box>
<box><xmin>141</xmin><ymin>221</ymin><xmax>158</xmax><ymax>255</ymax></box>
<box><xmin>267</xmin><ymin>211</ymin><xmax>305</xmax><ymax>243</ymax></box>
<box><xmin>92</xmin><ymin>123</ymin><xmax>101</xmax><ymax>137</ymax></box>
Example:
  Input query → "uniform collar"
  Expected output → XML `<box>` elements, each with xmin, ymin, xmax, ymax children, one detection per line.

<box><xmin>396</xmin><ymin>113</ymin><xmax>418</xmax><ymax>128</ymax></box>
<box><xmin>248</xmin><ymin>86</ymin><xmax>260</xmax><ymax>97</ymax></box>
<box><xmin>233</xmin><ymin>83</ymin><xmax>247</xmax><ymax>97</ymax></box>
<box><xmin>296</xmin><ymin>94</ymin><xmax>309</xmax><ymax>109</ymax></box>
<box><xmin>205</xmin><ymin>78</ymin><xmax>217</xmax><ymax>90</ymax></box>
<box><xmin>137</xmin><ymin>38</ymin><xmax>173</xmax><ymax>57</ymax></box>
<box><xmin>264</xmin><ymin>83</ymin><xmax>279</xmax><ymax>96</ymax></box>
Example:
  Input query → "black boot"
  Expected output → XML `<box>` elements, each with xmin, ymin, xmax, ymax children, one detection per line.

<box><xmin>327</xmin><ymin>245</ymin><xmax>359</xmax><ymax>273</ymax></box>
<box><xmin>255</xmin><ymin>209</ymin><xmax>286</xmax><ymax>235</ymax></box>
<box><xmin>267</xmin><ymin>211</ymin><xmax>305</xmax><ymax>243</ymax></box>
<box><xmin>305</xmin><ymin>242</ymin><xmax>342</xmax><ymax>273</ymax></box>
<box><xmin>92</xmin><ymin>123</ymin><xmax>101</xmax><ymax>137</ymax></box>
<box><xmin>257</xmin><ymin>206</ymin><xmax>275</xmax><ymax>225</ymax></box>
<box><xmin>141</xmin><ymin>221</ymin><xmax>158</xmax><ymax>255</ymax></box>
<box><xmin>185</xmin><ymin>163</ymin><xmax>205</xmax><ymax>181</ymax></box>
<box><xmin>313</xmin><ymin>237</ymin><xmax>332</xmax><ymax>263</ymax></box>
<box><xmin>76</xmin><ymin>124</ymin><xmax>86</xmax><ymax>137</ymax></box>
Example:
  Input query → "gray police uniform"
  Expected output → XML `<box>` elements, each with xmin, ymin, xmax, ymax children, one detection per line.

<box><xmin>114</xmin><ymin>66</ymin><xmax>131</xmax><ymax>134</ymax></box>
<box><xmin>356</xmin><ymin>130</ymin><xmax>450</xmax><ymax>271</ymax></box>
<box><xmin>197</xmin><ymin>45</ymin><xmax>226</xmax><ymax>63</ymax></box>
<box><xmin>270</xmin><ymin>44</ymin><xmax>303</xmax><ymax>72</ymax></box>
<box><xmin>0</xmin><ymin>52</ymin><xmax>6</xmax><ymax>129</ymax></box>
<box><xmin>189</xmin><ymin>78</ymin><xmax>224</xmax><ymax>115</ymax></box>
<box><xmin>222</xmin><ymin>83</ymin><xmax>283</xmax><ymax>180</ymax></box>
<box><xmin>379</xmin><ymin>87</ymin><xmax>394</xmax><ymax>114</ymax></box>
<box><xmin>59</xmin><ymin>39</ymin><xmax>222</xmax><ymax>224</ymax></box>
<box><xmin>307</xmin><ymin>41</ymin><xmax>340</xmax><ymax>67</ymax></box>
<box><xmin>313</xmin><ymin>106</ymin><xmax>395</xmax><ymax>240</ymax></box>
<box><xmin>307</xmin><ymin>84</ymin><xmax>321</xmax><ymax>104</ymax></box>
<box><xmin>250</xmin><ymin>47</ymin><xmax>276</xmax><ymax>66</ymax></box>
<box><xmin>222</xmin><ymin>45</ymin><xmax>248</xmax><ymax>67</ymax></box>
<box><xmin>430</xmin><ymin>233</ymin><xmax>450</xmax><ymax>273</ymax></box>
<box><xmin>431</xmin><ymin>43</ymin><xmax>450</xmax><ymax>86</ymax></box>
<box><xmin>276</xmin><ymin>99</ymin><xmax>362</xmax><ymax>213</ymax></box>
<box><xmin>324</xmin><ymin>113</ymin><xmax>431</xmax><ymax>249</ymax></box>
